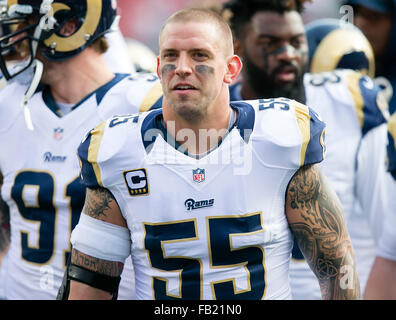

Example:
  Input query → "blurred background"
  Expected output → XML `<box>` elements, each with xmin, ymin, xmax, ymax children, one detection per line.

<box><xmin>117</xmin><ymin>0</ymin><xmax>344</xmax><ymax>54</ymax></box>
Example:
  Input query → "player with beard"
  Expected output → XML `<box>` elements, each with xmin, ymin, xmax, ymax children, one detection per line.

<box><xmin>223</xmin><ymin>0</ymin><xmax>389</xmax><ymax>299</ymax></box>
<box><xmin>225</xmin><ymin>0</ymin><xmax>307</xmax><ymax>103</ymax></box>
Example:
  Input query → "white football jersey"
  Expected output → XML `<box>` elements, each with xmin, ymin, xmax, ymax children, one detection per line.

<box><xmin>374</xmin><ymin>114</ymin><xmax>396</xmax><ymax>262</ymax></box>
<box><xmin>288</xmin><ymin>70</ymin><xmax>388</xmax><ymax>299</ymax></box>
<box><xmin>0</xmin><ymin>73</ymin><xmax>163</xmax><ymax>300</ymax></box>
<box><xmin>77</xmin><ymin>98</ymin><xmax>326</xmax><ymax>300</ymax></box>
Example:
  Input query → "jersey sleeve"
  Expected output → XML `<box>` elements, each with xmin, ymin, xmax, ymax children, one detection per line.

<box><xmin>78</xmin><ymin>122</ymin><xmax>107</xmax><ymax>188</ymax></box>
<box><xmin>77</xmin><ymin>114</ymin><xmax>144</xmax><ymax>189</ymax></box>
<box><xmin>376</xmin><ymin>175</ymin><xmax>396</xmax><ymax>261</ymax></box>
<box><xmin>388</xmin><ymin>113</ymin><xmax>396</xmax><ymax>179</ymax></box>
<box><xmin>294</xmin><ymin>101</ymin><xmax>326</xmax><ymax>167</ymax></box>
<box><xmin>125</xmin><ymin>73</ymin><xmax>163</xmax><ymax>112</ymax></box>
<box><xmin>346</xmin><ymin>71</ymin><xmax>388</xmax><ymax>136</ymax></box>
<box><xmin>354</xmin><ymin>123</ymin><xmax>392</xmax><ymax>241</ymax></box>
<box><xmin>248</xmin><ymin>98</ymin><xmax>326</xmax><ymax>169</ymax></box>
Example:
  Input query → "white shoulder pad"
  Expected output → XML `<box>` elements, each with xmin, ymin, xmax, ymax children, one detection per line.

<box><xmin>97</xmin><ymin>73</ymin><xmax>163</xmax><ymax>120</ymax></box>
<box><xmin>78</xmin><ymin>112</ymin><xmax>149</xmax><ymax>188</ymax></box>
<box><xmin>247</xmin><ymin>98</ymin><xmax>326</xmax><ymax>169</ymax></box>
<box><xmin>305</xmin><ymin>70</ymin><xmax>387</xmax><ymax>135</ymax></box>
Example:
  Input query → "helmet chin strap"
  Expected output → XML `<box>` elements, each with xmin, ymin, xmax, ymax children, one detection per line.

<box><xmin>22</xmin><ymin>0</ymin><xmax>54</xmax><ymax>131</ymax></box>
<box><xmin>22</xmin><ymin>59</ymin><xmax>43</xmax><ymax>131</ymax></box>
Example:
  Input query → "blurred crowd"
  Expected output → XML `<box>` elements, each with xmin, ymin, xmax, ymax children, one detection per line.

<box><xmin>117</xmin><ymin>0</ymin><xmax>344</xmax><ymax>53</ymax></box>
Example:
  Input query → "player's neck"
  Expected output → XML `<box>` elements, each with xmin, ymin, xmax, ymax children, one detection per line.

<box><xmin>42</xmin><ymin>49</ymin><xmax>114</xmax><ymax>105</ymax></box>
<box><xmin>162</xmin><ymin>94</ymin><xmax>233</xmax><ymax>156</ymax></box>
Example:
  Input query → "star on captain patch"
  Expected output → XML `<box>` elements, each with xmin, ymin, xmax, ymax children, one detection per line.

<box><xmin>53</xmin><ymin>127</ymin><xmax>64</xmax><ymax>140</ymax></box>
<box><xmin>192</xmin><ymin>168</ymin><xmax>205</xmax><ymax>183</ymax></box>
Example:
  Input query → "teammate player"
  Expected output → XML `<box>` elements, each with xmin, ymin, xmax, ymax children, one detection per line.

<box><xmin>305</xmin><ymin>18</ymin><xmax>375</xmax><ymax>78</ymax></box>
<box><xmin>345</xmin><ymin>0</ymin><xmax>396</xmax><ymax>114</ymax></box>
<box><xmin>222</xmin><ymin>0</ymin><xmax>388</xmax><ymax>299</ymax></box>
<box><xmin>358</xmin><ymin>113</ymin><xmax>396</xmax><ymax>299</ymax></box>
<box><xmin>0</xmin><ymin>0</ymin><xmax>162</xmax><ymax>300</ymax></box>
<box><xmin>61</xmin><ymin>8</ymin><xmax>359</xmax><ymax>300</ymax></box>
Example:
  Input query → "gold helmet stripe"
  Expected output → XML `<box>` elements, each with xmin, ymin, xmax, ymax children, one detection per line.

<box><xmin>389</xmin><ymin>113</ymin><xmax>396</xmax><ymax>149</ymax></box>
<box><xmin>43</xmin><ymin>0</ymin><xmax>102</xmax><ymax>52</ymax></box>
<box><xmin>311</xmin><ymin>29</ymin><xmax>375</xmax><ymax>78</ymax></box>
<box><xmin>8</xmin><ymin>0</ymin><xmax>17</xmax><ymax>8</ymax></box>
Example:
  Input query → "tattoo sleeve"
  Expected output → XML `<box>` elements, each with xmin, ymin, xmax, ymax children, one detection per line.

<box><xmin>286</xmin><ymin>164</ymin><xmax>360</xmax><ymax>299</ymax></box>
<box><xmin>82</xmin><ymin>187</ymin><xmax>116</xmax><ymax>221</ymax></box>
<box><xmin>71</xmin><ymin>186</ymin><xmax>126</xmax><ymax>277</ymax></box>
<box><xmin>71</xmin><ymin>249</ymin><xmax>124</xmax><ymax>278</ymax></box>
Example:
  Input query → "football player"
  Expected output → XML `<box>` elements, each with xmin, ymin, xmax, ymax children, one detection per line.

<box><xmin>0</xmin><ymin>0</ymin><xmax>162</xmax><ymax>300</ymax></box>
<box><xmin>306</xmin><ymin>18</ymin><xmax>394</xmax><ymax>299</ymax></box>
<box><xmin>345</xmin><ymin>0</ymin><xmax>396</xmax><ymax>114</ymax></box>
<box><xmin>62</xmin><ymin>8</ymin><xmax>359</xmax><ymax>300</ymax></box>
<box><xmin>223</xmin><ymin>0</ymin><xmax>388</xmax><ymax>299</ymax></box>
<box><xmin>363</xmin><ymin>112</ymin><xmax>396</xmax><ymax>299</ymax></box>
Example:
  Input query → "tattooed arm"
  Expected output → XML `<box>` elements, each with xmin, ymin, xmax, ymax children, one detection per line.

<box><xmin>68</xmin><ymin>187</ymin><xmax>128</xmax><ymax>300</ymax></box>
<box><xmin>0</xmin><ymin>172</ymin><xmax>10</xmax><ymax>267</ymax></box>
<box><xmin>285</xmin><ymin>164</ymin><xmax>360</xmax><ymax>300</ymax></box>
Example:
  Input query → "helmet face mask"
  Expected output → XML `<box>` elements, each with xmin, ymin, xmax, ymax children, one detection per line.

<box><xmin>0</xmin><ymin>0</ymin><xmax>117</xmax><ymax>80</ymax></box>
<box><xmin>0</xmin><ymin>12</ymin><xmax>38</xmax><ymax>79</ymax></box>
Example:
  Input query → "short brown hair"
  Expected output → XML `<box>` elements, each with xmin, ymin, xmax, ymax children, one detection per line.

<box><xmin>159</xmin><ymin>8</ymin><xmax>234</xmax><ymax>58</ymax></box>
<box><xmin>89</xmin><ymin>35</ymin><xmax>109</xmax><ymax>54</ymax></box>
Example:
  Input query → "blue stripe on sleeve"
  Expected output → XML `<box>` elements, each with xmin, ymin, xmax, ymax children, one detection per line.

<box><xmin>359</xmin><ymin>77</ymin><xmax>387</xmax><ymax>136</ymax></box>
<box><xmin>388</xmin><ymin>132</ymin><xmax>396</xmax><ymax>180</ymax></box>
<box><xmin>304</xmin><ymin>108</ymin><xmax>326</xmax><ymax>166</ymax></box>
<box><xmin>77</xmin><ymin>132</ymin><xmax>100</xmax><ymax>188</ymax></box>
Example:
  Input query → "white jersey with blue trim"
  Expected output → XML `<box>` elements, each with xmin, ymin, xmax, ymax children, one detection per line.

<box><xmin>287</xmin><ymin>69</ymin><xmax>388</xmax><ymax>299</ymax></box>
<box><xmin>77</xmin><ymin>98</ymin><xmax>326</xmax><ymax>300</ymax></box>
<box><xmin>355</xmin><ymin>122</ymin><xmax>396</xmax><ymax>262</ymax></box>
<box><xmin>0</xmin><ymin>73</ymin><xmax>162</xmax><ymax>300</ymax></box>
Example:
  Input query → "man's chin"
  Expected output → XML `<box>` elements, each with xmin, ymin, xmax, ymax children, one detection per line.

<box><xmin>273</xmin><ymin>83</ymin><xmax>296</xmax><ymax>96</ymax></box>
<box><xmin>170</xmin><ymin>101</ymin><xmax>203</xmax><ymax>121</ymax></box>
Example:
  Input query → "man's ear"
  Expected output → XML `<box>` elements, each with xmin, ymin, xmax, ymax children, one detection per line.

<box><xmin>224</xmin><ymin>54</ymin><xmax>242</xmax><ymax>84</ymax></box>
<box><xmin>60</xmin><ymin>19</ymin><xmax>78</xmax><ymax>36</ymax></box>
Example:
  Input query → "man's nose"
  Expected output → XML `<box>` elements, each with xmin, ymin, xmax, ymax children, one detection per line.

<box><xmin>175</xmin><ymin>52</ymin><xmax>193</xmax><ymax>77</ymax></box>
<box><xmin>273</xmin><ymin>44</ymin><xmax>298</xmax><ymax>62</ymax></box>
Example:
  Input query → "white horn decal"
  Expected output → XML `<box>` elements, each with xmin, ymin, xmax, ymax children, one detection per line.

<box><xmin>44</xmin><ymin>0</ymin><xmax>102</xmax><ymax>52</ymax></box>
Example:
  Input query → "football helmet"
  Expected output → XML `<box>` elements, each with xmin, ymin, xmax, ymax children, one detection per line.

<box><xmin>0</xmin><ymin>0</ymin><xmax>117</xmax><ymax>80</ymax></box>
<box><xmin>306</xmin><ymin>18</ymin><xmax>375</xmax><ymax>78</ymax></box>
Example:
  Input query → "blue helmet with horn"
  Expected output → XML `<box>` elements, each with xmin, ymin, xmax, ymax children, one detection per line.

<box><xmin>0</xmin><ymin>0</ymin><xmax>117</xmax><ymax>80</ymax></box>
<box><xmin>306</xmin><ymin>18</ymin><xmax>375</xmax><ymax>78</ymax></box>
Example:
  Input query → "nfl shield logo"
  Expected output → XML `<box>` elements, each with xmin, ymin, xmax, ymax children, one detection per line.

<box><xmin>53</xmin><ymin>127</ymin><xmax>64</xmax><ymax>140</ymax></box>
<box><xmin>192</xmin><ymin>168</ymin><xmax>205</xmax><ymax>183</ymax></box>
